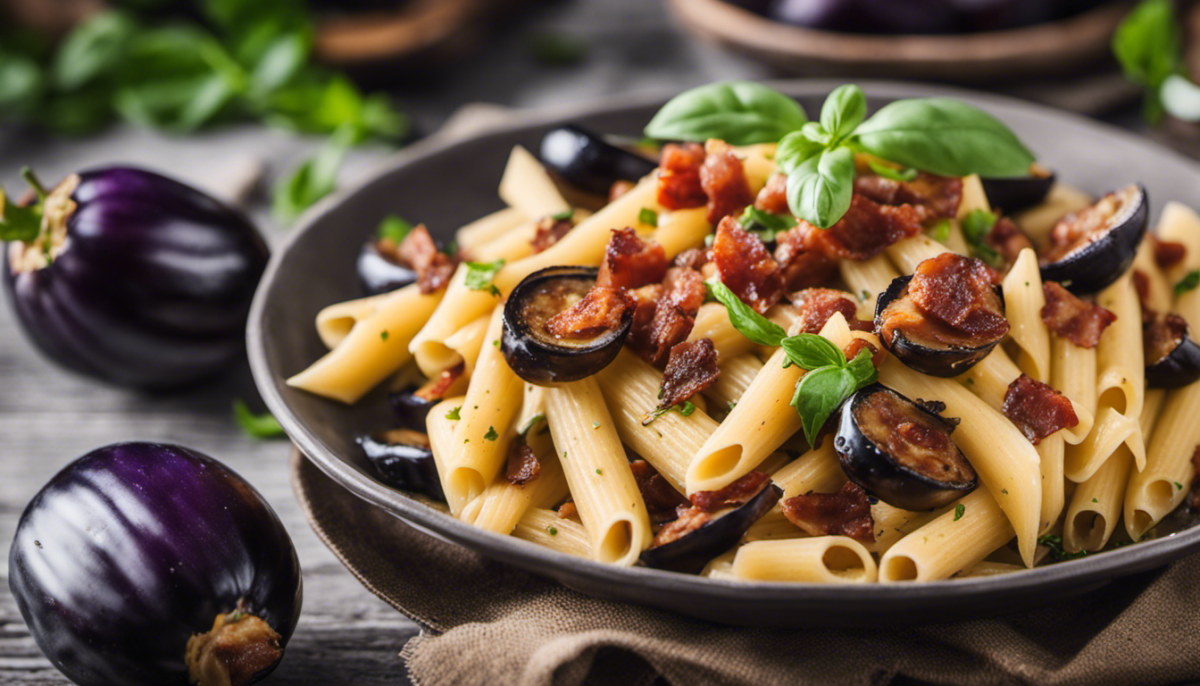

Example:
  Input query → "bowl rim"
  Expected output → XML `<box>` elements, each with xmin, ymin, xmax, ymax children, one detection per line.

<box><xmin>248</xmin><ymin>79</ymin><xmax>1200</xmax><ymax>607</ymax></box>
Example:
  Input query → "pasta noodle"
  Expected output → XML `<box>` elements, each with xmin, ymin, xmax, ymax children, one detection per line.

<box><xmin>513</xmin><ymin>508</ymin><xmax>591</xmax><ymax>558</ymax></box>
<box><xmin>1014</xmin><ymin>182</ymin><xmax>1092</xmax><ymax>248</ymax></box>
<box><xmin>958</xmin><ymin>346</ymin><xmax>1093</xmax><ymax>444</ymax></box>
<box><xmin>427</xmin><ymin>396</ymin><xmax>469</xmax><ymax>515</ymax></box>
<box><xmin>1001</xmin><ymin>249</ymin><xmax>1051</xmax><ymax>383</ymax></box>
<box><xmin>455</xmin><ymin>207</ymin><xmax>528</xmax><ymax>252</ymax></box>
<box><xmin>839</xmin><ymin>254</ymin><xmax>899</xmax><ymax>311</ymax></box>
<box><xmin>704</xmin><ymin>354</ymin><xmax>764</xmax><ymax>411</ymax></box>
<box><xmin>732</xmin><ymin>537</ymin><xmax>878</xmax><ymax>583</ymax></box>
<box><xmin>497</xmin><ymin>146</ymin><xmax>571</xmax><ymax>219</ymax></box>
<box><xmin>879</xmin><ymin>489</ymin><xmax>1014</xmax><ymax>581</ymax></box>
<box><xmin>461</xmin><ymin>450</ymin><xmax>569</xmax><ymax>535</ymax></box>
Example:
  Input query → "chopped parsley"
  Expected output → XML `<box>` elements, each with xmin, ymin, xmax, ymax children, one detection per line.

<box><xmin>1000</xmin><ymin>488</ymin><xmax>1009</xmax><ymax>495</ymax></box>
<box><xmin>1037</xmin><ymin>534</ymin><xmax>1088</xmax><ymax>562</ymax></box>
<box><xmin>960</xmin><ymin>209</ymin><xmax>1003</xmax><ymax>267</ymax></box>
<box><xmin>483</xmin><ymin>426</ymin><xmax>499</xmax><ymax>441</ymax></box>
<box><xmin>464</xmin><ymin>259</ymin><xmax>505</xmax><ymax>297</ymax></box>
<box><xmin>232</xmin><ymin>399</ymin><xmax>285</xmax><ymax>439</ymax></box>
<box><xmin>519</xmin><ymin>413</ymin><xmax>545</xmax><ymax>436</ymax></box>
<box><xmin>380</xmin><ymin>330</ymin><xmax>389</xmax><ymax>341</ymax></box>
<box><xmin>1175</xmin><ymin>269</ymin><xmax>1200</xmax><ymax>297</ymax></box>
<box><xmin>551</xmin><ymin>208</ymin><xmax>574</xmax><ymax>221</ymax></box>
<box><xmin>642</xmin><ymin>400</ymin><xmax>697</xmax><ymax>426</ymax></box>
<box><xmin>927</xmin><ymin>219</ymin><xmax>951</xmax><ymax>244</ymax></box>
<box><xmin>954</xmin><ymin>503</ymin><xmax>965</xmax><ymax>521</ymax></box>
<box><xmin>738</xmin><ymin>205</ymin><xmax>796</xmax><ymax>243</ymax></box>
<box><xmin>446</xmin><ymin>406</ymin><xmax>462</xmax><ymax>420</ymax></box>
<box><xmin>592</xmin><ymin>421</ymin><xmax>600</xmax><ymax>429</ymax></box>
<box><xmin>595</xmin><ymin>468</ymin><xmax>603</xmax><ymax>475</ymax></box>
<box><xmin>1092</xmin><ymin>497</ymin><xmax>1099</xmax><ymax>503</ymax></box>
<box><xmin>638</xmin><ymin>207</ymin><xmax>658</xmax><ymax>227</ymax></box>
<box><xmin>377</xmin><ymin>215</ymin><xmax>413</xmax><ymax>243</ymax></box>
<box><xmin>1176</xmin><ymin>481</ymin><xmax>1184</xmax><ymax>490</ymax></box>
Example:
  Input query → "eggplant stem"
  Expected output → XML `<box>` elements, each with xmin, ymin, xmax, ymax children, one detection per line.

<box><xmin>185</xmin><ymin>604</ymin><xmax>282</xmax><ymax>686</ymax></box>
<box><xmin>20</xmin><ymin>167</ymin><xmax>48</xmax><ymax>202</ymax></box>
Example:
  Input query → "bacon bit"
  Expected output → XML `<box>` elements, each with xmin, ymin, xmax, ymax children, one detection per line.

<box><xmin>656</xmin><ymin>142</ymin><xmax>707</xmax><ymax>210</ymax></box>
<box><xmin>630</xmin><ymin>460</ymin><xmax>689</xmax><ymax>515</ymax></box>
<box><xmin>651</xmin><ymin>507</ymin><xmax>711</xmax><ymax>547</ymax></box>
<box><xmin>780</xmin><ymin>481</ymin><xmax>875</xmax><ymax>543</ymax></box>
<box><xmin>909</xmin><ymin>253</ymin><xmax>1010</xmax><ymax>338</ymax></box>
<box><xmin>1144</xmin><ymin>313</ymin><xmax>1187</xmax><ymax>365</ymax></box>
<box><xmin>712</xmin><ymin>215</ymin><xmax>784</xmax><ymax>313</ymax></box>
<box><xmin>754</xmin><ymin>173</ymin><xmax>789</xmax><ymax>215</ymax></box>
<box><xmin>984</xmin><ymin>217</ymin><xmax>1034</xmax><ymax>268</ymax></box>
<box><xmin>700</xmin><ymin>140</ymin><xmax>753</xmax><ymax>224</ymax></box>
<box><xmin>1002</xmin><ymin>374</ymin><xmax>1079</xmax><ymax>444</ymax></box>
<box><xmin>1041</xmin><ymin>282</ymin><xmax>1117</xmax><ymax>348</ymax></box>
<box><xmin>597</xmin><ymin>227</ymin><xmax>668</xmax><ymax>290</ymax></box>
<box><xmin>414</xmin><ymin>362</ymin><xmax>465</xmax><ymax>402</ymax></box>
<box><xmin>397</xmin><ymin>225</ymin><xmax>457</xmax><ymax>293</ymax></box>
<box><xmin>805</xmin><ymin>194</ymin><xmax>925</xmax><ymax>261</ymax></box>
<box><xmin>672</xmin><ymin>247</ymin><xmax>709</xmax><ymax>271</ymax></box>
<box><xmin>659</xmin><ymin>338</ymin><xmax>720</xmax><ymax>409</ymax></box>
<box><xmin>773</xmin><ymin>224</ymin><xmax>840</xmax><ymax>291</ymax></box>
<box><xmin>1190</xmin><ymin>447</ymin><xmax>1200</xmax><ymax>509</ymax></box>
<box><xmin>531</xmin><ymin>215</ymin><xmax>574</xmax><ymax>253</ymax></box>
<box><xmin>1152</xmin><ymin>235</ymin><xmax>1187</xmax><ymax>269</ymax></box>
<box><xmin>1041</xmin><ymin>188</ymin><xmax>1133</xmax><ymax>264</ymax></box>
<box><xmin>505</xmin><ymin>438</ymin><xmax>541</xmax><ymax>486</ymax></box>
<box><xmin>544</xmin><ymin>285</ymin><xmax>634</xmax><ymax>340</ymax></box>
<box><xmin>843</xmin><ymin>338</ymin><xmax>885</xmax><ymax>367</ymax></box>
<box><xmin>1133</xmin><ymin>269</ymin><xmax>1153</xmax><ymax>321</ymax></box>
<box><xmin>557</xmin><ymin>501</ymin><xmax>580</xmax><ymax>522</ymax></box>
<box><xmin>609</xmin><ymin>180</ymin><xmax>636</xmax><ymax>204</ymax></box>
<box><xmin>853</xmin><ymin>173</ymin><xmax>963</xmax><ymax>222</ymax></box>
<box><xmin>628</xmin><ymin>267</ymin><xmax>707</xmax><ymax>365</ymax></box>
<box><xmin>790</xmin><ymin>288</ymin><xmax>872</xmax><ymax>334</ymax></box>
<box><xmin>650</xmin><ymin>472</ymin><xmax>773</xmax><ymax>548</ymax></box>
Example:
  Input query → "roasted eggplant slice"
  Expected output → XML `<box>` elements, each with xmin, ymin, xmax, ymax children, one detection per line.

<box><xmin>357</xmin><ymin>238</ymin><xmax>417</xmax><ymax>296</ymax></box>
<box><xmin>874</xmin><ymin>254</ymin><xmax>1009</xmax><ymax>377</ymax></box>
<box><xmin>639</xmin><ymin>478</ymin><xmax>783</xmax><ymax>574</ymax></box>
<box><xmin>834</xmin><ymin>383</ymin><xmax>977</xmax><ymax>511</ymax></box>
<box><xmin>539</xmin><ymin>125</ymin><xmax>658</xmax><ymax>196</ymax></box>
<box><xmin>502</xmin><ymin>266</ymin><xmax>632</xmax><ymax>385</ymax></box>
<box><xmin>981</xmin><ymin>168</ymin><xmax>1055</xmax><ymax>213</ymax></box>
<box><xmin>1039</xmin><ymin>184</ymin><xmax>1149</xmax><ymax>295</ymax></box>
<box><xmin>1144</xmin><ymin>313</ymin><xmax>1200</xmax><ymax>389</ymax></box>
<box><xmin>358</xmin><ymin>429</ymin><xmax>445</xmax><ymax>501</ymax></box>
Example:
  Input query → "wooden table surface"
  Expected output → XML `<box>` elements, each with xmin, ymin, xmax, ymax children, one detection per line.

<box><xmin>1</xmin><ymin>0</ymin><xmax>1193</xmax><ymax>683</ymax></box>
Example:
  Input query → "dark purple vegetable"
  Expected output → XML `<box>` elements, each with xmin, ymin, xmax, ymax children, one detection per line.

<box><xmin>358</xmin><ymin>429</ymin><xmax>445</xmax><ymax>501</ymax></box>
<box><xmin>539</xmin><ymin>125</ymin><xmax>658</xmax><ymax>196</ymax></box>
<box><xmin>2</xmin><ymin>167</ymin><xmax>269</xmax><ymax>390</ymax></box>
<box><xmin>639</xmin><ymin>481</ymin><xmax>783</xmax><ymax>574</ymax></box>
<box><xmin>357</xmin><ymin>240</ymin><xmax>417</xmax><ymax>295</ymax></box>
<box><xmin>981</xmin><ymin>169</ymin><xmax>1056</xmax><ymax>213</ymax></box>
<box><xmin>834</xmin><ymin>384</ymin><xmax>977</xmax><ymax>511</ymax></box>
<box><xmin>1145</xmin><ymin>313</ymin><xmax>1200</xmax><ymax>390</ymax></box>
<box><xmin>8</xmin><ymin>442</ymin><xmax>301</xmax><ymax>686</ymax></box>
<box><xmin>389</xmin><ymin>385</ymin><xmax>437</xmax><ymax>430</ymax></box>
<box><xmin>1039</xmin><ymin>184</ymin><xmax>1148</xmax><ymax>295</ymax></box>
<box><xmin>502</xmin><ymin>266</ymin><xmax>631</xmax><ymax>385</ymax></box>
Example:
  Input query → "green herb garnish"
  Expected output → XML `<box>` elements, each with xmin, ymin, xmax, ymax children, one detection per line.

<box><xmin>520</xmin><ymin>413</ymin><xmax>545</xmax><ymax>436</ymax></box>
<box><xmin>927</xmin><ymin>219</ymin><xmax>952</xmax><ymax>244</ymax></box>
<box><xmin>446</xmin><ymin>406</ymin><xmax>462</xmax><ymax>421</ymax></box>
<box><xmin>464</xmin><ymin>259</ymin><xmax>505</xmax><ymax>297</ymax></box>
<box><xmin>551</xmin><ymin>208</ymin><xmax>574</xmax><ymax>221</ymax></box>
<box><xmin>959</xmin><ymin>209</ymin><xmax>1003</xmax><ymax>267</ymax></box>
<box><xmin>1038</xmin><ymin>534</ymin><xmax>1089</xmax><ymax>562</ymax></box>
<box><xmin>954</xmin><ymin>503</ymin><xmax>965</xmax><ymax>521</ymax></box>
<box><xmin>867</xmin><ymin>160</ymin><xmax>918</xmax><ymax>182</ymax></box>
<box><xmin>739</xmin><ymin>205</ymin><xmax>797</xmax><ymax>243</ymax></box>
<box><xmin>377</xmin><ymin>215</ymin><xmax>413</xmax><ymax>244</ymax></box>
<box><xmin>483</xmin><ymin>426</ymin><xmax>499</xmax><ymax>441</ymax></box>
<box><xmin>233</xmin><ymin>399</ymin><xmax>285</xmax><ymax>439</ymax></box>
<box><xmin>1174</xmin><ymin>270</ymin><xmax>1200</xmax><ymax>297</ymax></box>
<box><xmin>638</xmin><ymin>207</ymin><xmax>658</xmax><ymax>227</ymax></box>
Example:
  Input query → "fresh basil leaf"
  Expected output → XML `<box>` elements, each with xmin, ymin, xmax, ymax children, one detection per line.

<box><xmin>820</xmin><ymin>84</ymin><xmax>866</xmax><ymax>144</ymax></box>
<box><xmin>927</xmin><ymin>219</ymin><xmax>952</xmax><ymax>243</ymax></box>
<box><xmin>738</xmin><ymin>205</ymin><xmax>796</xmax><ymax>243</ymax></box>
<box><xmin>233</xmin><ymin>399</ymin><xmax>286</xmax><ymax>439</ymax></box>
<box><xmin>780</xmin><ymin>333</ymin><xmax>846</xmax><ymax>370</ymax></box>
<box><xmin>0</xmin><ymin>189</ymin><xmax>43</xmax><ymax>242</ymax></box>
<box><xmin>0</xmin><ymin>51</ymin><xmax>45</xmax><ymax>119</ymax></box>
<box><xmin>791</xmin><ymin>366</ymin><xmax>855</xmax><ymax>447</ymax></box>
<box><xmin>854</xmin><ymin>98</ymin><xmax>1035</xmax><ymax>178</ymax></box>
<box><xmin>786</xmin><ymin>145</ymin><xmax>855</xmax><ymax>229</ymax></box>
<box><xmin>645</xmin><ymin>81</ymin><xmax>808</xmax><ymax>146</ymax></box>
<box><xmin>377</xmin><ymin>215</ymin><xmax>413</xmax><ymax>243</ymax></box>
<box><xmin>959</xmin><ymin>208</ymin><xmax>1004</xmax><ymax>267</ymax></box>
<box><xmin>272</xmin><ymin>123</ymin><xmax>355</xmax><ymax>222</ymax></box>
<box><xmin>1113</xmin><ymin>0</ymin><xmax>1180</xmax><ymax>122</ymax></box>
<box><xmin>775</xmin><ymin>129</ymin><xmax>825</xmax><ymax>175</ymax></box>
<box><xmin>1175</xmin><ymin>269</ymin><xmax>1200</xmax><ymax>296</ymax></box>
<box><xmin>708</xmin><ymin>281</ymin><xmax>787</xmax><ymax>347</ymax></box>
<box><xmin>844</xmin><ymin>347</ymin><xmax>879</xmax><ymax>387</ymax></box>
<box><xmin>250</xmin><ymin>32</ymin><xmax>310</xmax><ymax>97</ymax></box>
<box><xmin>465</xmin><ymin>259</ymin><xmax>506</xmax><ymax>297</ymax></box>
<box><xmin>1160</xmin><ymin>74</ymin><xmax>1200</xmax><ymax>122</ymax></box>
<box><xmin>53</xmin><ymin>11</ymin><xmax>137</xmax><ymax>90</ymax></box>
<box><xmin>866</xmin><ymin>159</ymin><xmax>918</xmax><ymax>182</ymax></box>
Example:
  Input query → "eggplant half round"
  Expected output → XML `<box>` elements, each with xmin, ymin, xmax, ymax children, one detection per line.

<box><xmin>357</xmin><ymin>239</ymin><xmax>417</xmax><ymax>295</ymax></box>
<box><xmin>639</xmin><ymin>481</ymin><xmax>783</xmax><ymax>574</ymax></box>
<box><xmin>7</xmin><ymin>442</ymin><xmax>301</xmax><ymax>686</ymax></box>
<box><xmin>539</xmin><ymin>125</ymin><xmax>658</xmax><ymax>196</ymax></box>
<box><xmin>1144</xmin><ymin>314</ymin><xmax>1200</xmax><ymax>389</ymax></box>
<box><xmin>874</xmin><ymin>274</ymin><xmax>1006</xmax><ymax>377</ymax></box>
<box><xmin>502</xmin><ymin>266</ymin><xmax>631</xmax><ymax>385</ymax></box>
<box><xmin>834</xmin><ymin>384</ymin><xmax>978</xmax><ymax>511</ymax></box>
<box><xmin>981</xmin><ymin>169</ymin><xmax>1055</xmax><ymax>213</ymax></box>
<box><xmin>1038</xmin><ymin>184</ymin><xmax>1149</xmax><ymax>295</ymax></box>
<box><xmin>358</xmin><ymin>429</ymin><xmax>445</xmax><ymax>501</ymax></box>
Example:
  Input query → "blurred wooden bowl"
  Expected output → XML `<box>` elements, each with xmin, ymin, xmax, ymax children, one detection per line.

<box><xmin>666</xmin><ymin>0</ymin><xmax>1134</xmax><ymax>82</ymax></box>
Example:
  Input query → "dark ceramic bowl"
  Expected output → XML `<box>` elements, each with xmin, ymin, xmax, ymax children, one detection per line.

<box><xmin>248</xmin><ymin>81</ymin><xmax>1200</xmax><ymax>627</ymax></box>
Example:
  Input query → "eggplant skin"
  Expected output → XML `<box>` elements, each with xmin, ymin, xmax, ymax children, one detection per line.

<box><xmin>1038</xmin><ymin>184</ymin><xmax>1148</xmax><ymax>295</ymax></box>
<box><xmin>1146</xmin><ymin>336</ymin><xmax>1200</xmax><ymax>389</ymax></box>
<box><xmin>3</xmin><ymin>167</ymin><xmax>269</xmax><ymax>390</ymax></box>
<box><xmin>639</xmin><ymin>483</ymin><xmax>782</xmax><ymax>574</ymax></box>
<box><xmin>8</xmin><ymin>443</ymin><xmax>302</xmax><ymax>686</ymax></box>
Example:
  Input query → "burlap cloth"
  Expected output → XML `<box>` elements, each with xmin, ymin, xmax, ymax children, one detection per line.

<box><xmin>289</xmin><ymin>450</ymin><xmax>1200</xmax><ymax>686</ymax></box>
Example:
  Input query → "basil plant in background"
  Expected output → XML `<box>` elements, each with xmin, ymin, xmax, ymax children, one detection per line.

<box><xmin>645</xmin><ymin>81</ymin><xmax>1035</xmax><ymax>229</ymax></box>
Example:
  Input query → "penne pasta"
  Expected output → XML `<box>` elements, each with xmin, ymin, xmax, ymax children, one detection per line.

<box><xmin>513</xmin><ymin>508</ymin><xmax>591</xmax><ymax>558</ymax></box>
<box><xmin>1014</xmin><ymin>182</ymin><xmax>1092</xmax><ymax>248</ymax></box>
<box><xmin>427</xmin><ymin>396</ymin><xmax>469</xmax><ymax>515</ymax></box>
<box><xmin>732</xmin><ymin>537</ymin><xmax>878</xmax><ymax>583</ymax></box>
<box><xmin>455</xmin><ymin>207</ymin><xmax>528</xmax><ymax>252</ymax></box>
<box><xmin>497</xmin><ymin>145</ymin><xmax>571</xmax><ymax>219</ymax></box>
<box><xmin>1001</xmin><ymin>249</ymin><xmax>1051</xmax><ymax>382</ymax></box>
<box><xmin>879</xmin><ymin>489</ymin><xmax>1014</xmax><ymax>581</ymax></box>
<box><xmin>839</xmin><ymin>254</ymin><xmax>900</xmax><ymax>311</ymax></box>
<box><xmin>704</xmin><ymin>354</ymin><xmax>764</xmax><ymax>411</ymax></box>
<box><xmin>462</xmin><ymin>449</ymin><xmax>569</xmax><ymax>535</ymax></box>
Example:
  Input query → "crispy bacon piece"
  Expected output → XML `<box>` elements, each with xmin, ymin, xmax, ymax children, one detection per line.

<box><xmin>398</xmin><ymin>225</ymin><xmax>456</xmax><ymax>293</ymax></box>
<box><xmin>656</xmin><ymin>142</ymin><xmax>707</xmax><ymax>210</ymax></box>
<box><xmin>544</xmin><ymin>285</ymin><xmax>634</xmax><ymax>339</ymax></box>
<box><xmin>672</xmin><ymin>247</ymin><xmax>709</xmax><ymax>271</ymax></box>
<box><xmin>1190</xmin><ymin>447</ymin><xmax>1200</xmax><ymax>509</ymax></box>
<box><xmin>651</xmin><ymin>472</ymin><xmax>772</xmax><ymax>547</ymax></box>
<box><xmin>1041</xmin><ymin>282</ymin><xmax>1117</xmax><ymax>348</ymax></box>
<box><xmin>780</xmin><ymin>481</ymin><xmax>875</xmax><ymax>543</ymax></box>
<box><xmin>1002</xmin><ymin>374</ymin><xmax>1079</xmax><ymax>444</ymax></box>
<box><xmin>597</xmin><ymin>227</ymin><xmax>668</xmax><ymax>290</ymax></box>
<box><xmin>609</xmin><ymin>180</ymin><xmax>636</xmax><ymax>204</ymax></box>
<box><xmin>984</xmin><ymin>217</ymin><xmax>1034</xmax><ymax>268</ymax></box>
<box><xmin>531</xmin><ymin>215</ymin><xmax>574</xmax><ymax>253</ymax></box>
<box><xmin>790</xmin><ymin>288</ymin><xmax>872</xmax><ymax>334</ymax></box>
<box><xmin>908</xmin><ymin>253</ymin><xmax>1010</xmax><ymax>338</ymax></box>
<box><xmin>773</xmin><ymin>225</ymin><xmax>840</xmax><ymax>291</ymax></box>
<box><xmin>843</xmin><ymin>338</ymin><xmax>885</xmax><ymax>367</ymax></box>
<box><xmin>629</xmin><ymin>267</ymin><xmax>707</xmax><ymax>365</ymax></box>
<box><xmin>712</xmin><ymin>215</ymin><xmax>785</xmax><ymax>313</ymax></box>
<box><xmin>853</xmin><ymin>172</ymin><xmax>963</xmax><ymax>222</ymax></box>
<box><xmin>804</xmin><ymin>195</ymin><xmax>925</xmax><ymax>261</ymax></box>
<box><xmin>700</xmin><ymin>140</ymin><xmax>753</xmax><ymax>224</ymax></box>
<box><xmin>505</xmin><ymin>438</ymin><xmax>541</xmax><ymax>486</ymax></box>
<box><xmin>754</xmin><ymin>173</ymin><xmax>789</xmax><ymax>215</ymax></box>
<box><xmin>630</xmin><ymin>459</ymin><xmax>689</xmax><ymax>516</ymax></box>
<box><xmin>414</xmin><ymin>362</ymin><xmax>465</xmax><ymax>402</ymax></box>
<box><xmin>1153</xmin><ymin>236</ymin><xmax>1187</xmax><ymax>268</ymax></box>
<box><xmin>1133</xmin><ymin>269</ymin><xmax>1153</xmax><ymax>318</ymax></box>
<box><xmin>1144</xmin><ymin>313</ymin><xmax>1188</xmax><ymax>365</ymax></box>
<box><xmin>658</xmin><ymin>338</ymin><xmax>720</xmax><ymax>410</ymax></box>
<box><xmin>557</xmin><ymin>501</ymin><xmax>580</xmax><ymax>522</ymax></box>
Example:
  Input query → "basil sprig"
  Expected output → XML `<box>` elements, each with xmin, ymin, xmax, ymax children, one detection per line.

<box><xmin>1113</xmin><ymin>0</ymin><xmax>1193</xmax><ymax>124</ymax></box>
<box><xmin>645</xmin><ymin>82</ymin><xmax>1036</xmax><ymax>230</ymax></box>
<box><xmin>464</xmin><ymin>259</ymin><xmax>506</xmax><ymax>297</ymax></box>
<box><xmin>709</xmin><ymin>282</ymin><xmax>877</xmax><ymax>445</ymax></box>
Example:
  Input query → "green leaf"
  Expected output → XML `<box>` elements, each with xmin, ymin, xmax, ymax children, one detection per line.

<box><xmin>775</xmin><ymin>128</ymin><xmax>826</xmax><ymax>175</ymax></box>
<box><xmin>638</xmin><ymin>207</ymin><xmax>658</xmax><ymax>227</ymax></box>
<box><xmin>233</xmin><ymin>399</ymin><xmax>286</xmax><ymax>439</ymax></box>
<box><xmin>780</xmin><ymin>333</ymin><xmax>846</xmax><ymax>370</ymax></box>
<box><xmin>854</xmin><ymin>98</ymin><xmax>1035</xmax><ymax>178</ymax></box>
<box><xmin>845</xmin><ymin>348</ymin><xmax>879</xmax><ymax>385</ymax></box>
<box><xmin>1037</xmin><ymin>533</ymin><xmax>1089</xmax><ymax>561</ymax></box>
<box><xmin>272</xmin><ymin>124</ymin><xmax>355</xmax><ymax>222</ymax></box>
<box><xmin>645</xmin><ymin>81</ymin><xmax>808</xmax><ymax>146</ymax></box>
<box><xmin>954</xmin><ymin>503</ymin><xmax>966</xmax><ymax>521</ymax></box>
<box><xmin>377</xmin><ymin>215</ymin><xmax>413</xmax><ymax>243</ymax></box>
<box><xmin>52</xmin><ymin>11</ymin><xmax>138</xmax><ymax>90</ymax></box>
<box><xmin>520</xmin><ymin>413</ymin><xmax>546</xmax><ymax>435</ymax></box>
<box><xmin>1112</xmin><ymin>0</ymin><xmax>1180</xmax><ymax>112</ymax></box>
<box><xmin>1160</xmin><ymin>74</ymin><xmax>1200</xmax><ymax>122</ymax></box>
<box><xmin>786</xmin><ymin>145</ymin><xmax>855</xmax><ymax>229</ymax></box>
<box><xmin>1175</xmin><ymin>269</ymin><xmax>1200</xmax><ymax>296</ymax></box>
<box><xmin>738</xmin><ymin>205</ymin><xmax>796</xmax><ymax>243</ymax></box>
<box><xmin>820</xmin><ymin>84</ymin><xmax>866</xmax><ymax>144</ymax></box>
<box><xmin>0</xmin><ymin>52</ymin><xmax>45</xmax><ymax>119</ymax></box>
<box><xmin>960</xmin><ymin>208</ymin><xmax>1004</xmax><ymax>267</ymax></box>
<box><xmin>0</xmin><ymin>189</ymin><xmax>43</xmax><ymax>242</ymax></box>
<box><xmin>927</xmin><ymin>218</ymin><xmax>952</xmax><ymax>243</ymax></box>
<box><xmin>708</xmin><ymin>281</ymin><xmax>787</xmax><ymax>346</ymax></box>
<box><xmin>791</xmin><ymin>366</ymin><xmax>856</xmax><ymax>447</ymax></box>
<box><xmin>249</xmin><ymin>32</ymin><xmax>310</xmax><ymax>97</ymax></box>
<box><xmin>866</xmin><ymin>159</ymin><xmax>918</xmax><ymax>182</ymax></box>
<box><xmin>464</xmin><ymin>259</ymin><xmax>506</xmax><ymax>297</ymax></box>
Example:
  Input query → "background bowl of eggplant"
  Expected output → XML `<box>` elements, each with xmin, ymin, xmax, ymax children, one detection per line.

<box><xmin>248</xmin><ymin>80</ymin><xmax>1200</xmax><ymax>628</ymax></box>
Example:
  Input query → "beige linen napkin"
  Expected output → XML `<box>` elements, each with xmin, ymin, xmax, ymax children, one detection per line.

<box><xmin>291</xmin><ymin>450</ymin><xmax>1200</xmax><ymax>686</ymax></box>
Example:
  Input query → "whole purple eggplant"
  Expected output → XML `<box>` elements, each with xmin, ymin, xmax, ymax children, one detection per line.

<box><xmin>2</xmin><ymin>167</ymin><xmax>269</xmax><ymax>389</ymax></box>
<box><xmin>8</xmin><ymin>443</ymin><xmax>302</xmax><ymax>686</ymax></box>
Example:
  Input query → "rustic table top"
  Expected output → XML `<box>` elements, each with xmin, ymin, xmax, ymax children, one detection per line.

<box><xmin>0</xmin><ymin>0</ymin><xmax>1188</xmax><ymax>684</ymax></box>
